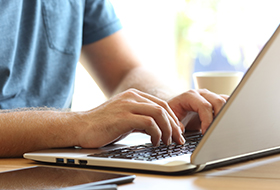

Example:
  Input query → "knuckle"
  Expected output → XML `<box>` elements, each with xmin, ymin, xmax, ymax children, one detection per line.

<box><xmin>160</xmin><ymin>100</ymin><xmax>169</xmax><ymax>109</ymax></box>
<box><xmin>122</xmin><ymin>88</ymin><xmax>139</xmax><ymax>97</ymax></box>
<box><xmin>202</xmin><ymin>101</ymin><xmax>213</xmax><ymax>110</ymax></box>
<box><xmin>127</xmin><ymin>88</ymin><xmax>138</xmax><ymax>93</ymax></box>
<box><xmin>115</xmin><ymin>98</ymin><xmax>131</xmax><ymax>107</ymax></box>
<box><xmin>198</xmin><ymin>88</ymin><xmax>210</xmax><ymax>94</ymax></box>
<box><xmin>154</xmin><ymin>106</ymin><xmax>166</xmax><ymax>116</ymax></box>
<box><xmin>187</xmin><ymin>89</ymin><xmax>197</xmax><ymax>94</ymax></box>
<box><xmin>179</xmin><ymin>90</ymin><xmax>196</xmax><ymax>99</ymax></box>
<box><xmin>143</xmin><ymin>117</ymin><xmax>156</xmax><ymax>127</ymax></box>
<box><xmin>216</xmin><ymin>97</ymin><xmax>226</xmax><ymax>105</ymax></box>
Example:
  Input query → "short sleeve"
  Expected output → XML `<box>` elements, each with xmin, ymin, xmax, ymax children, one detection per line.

<box><xmin>82</xmin><ymin>0</ymin><xmax>122</xmax><ymax>45</ymax></box>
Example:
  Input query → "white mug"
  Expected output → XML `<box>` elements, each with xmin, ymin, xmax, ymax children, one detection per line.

<box><xmin>193</xmin><ymin>71</ymin><xmax>244</xmax><ymax>95</ymax></box>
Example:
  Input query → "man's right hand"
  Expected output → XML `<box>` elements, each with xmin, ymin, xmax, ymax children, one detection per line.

<box><xmin>76</xmin><ymin>88</ymin><xmax>185</xmax><ymax>148</ymax></box>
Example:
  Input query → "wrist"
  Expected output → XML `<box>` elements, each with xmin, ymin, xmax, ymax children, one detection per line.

<box><xmin>60</xmin><ymin>111</ymin><xmax>88</xmax><ymax>148</ymax></box>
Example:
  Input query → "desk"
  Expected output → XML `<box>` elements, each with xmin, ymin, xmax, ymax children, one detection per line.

<box><xmin>2</xmin><ymin>132</ymin><xmax>280</xmax><ymax>190</ymax></box>
<box><xmin>2</xmin><ymin>154</ymin><xmax>280</xmax><ymax>189</ymax></box>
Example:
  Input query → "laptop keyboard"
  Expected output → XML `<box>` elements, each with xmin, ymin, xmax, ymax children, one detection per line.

<box><xmin>88</xmin><ymin>132</ymin><xmax>203</xmax><ymax>161</ymax></box>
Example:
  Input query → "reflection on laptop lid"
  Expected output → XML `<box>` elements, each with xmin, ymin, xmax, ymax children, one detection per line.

<box><xmin>24</xmin><ymin>24</ymin><xmax>280</xmax><ymax>173</ymax></box>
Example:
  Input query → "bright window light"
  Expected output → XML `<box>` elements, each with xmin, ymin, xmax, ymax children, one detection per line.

<box><xmin>72</xmin><ymin>0</ymin><xmax>279</xmax><ymax>111</ymax></box>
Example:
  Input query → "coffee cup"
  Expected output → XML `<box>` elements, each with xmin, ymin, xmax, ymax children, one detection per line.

<box><xmin>193</xmin><ymin>71</ymin><xmax>244</xmax><ymax>95</ymax></box>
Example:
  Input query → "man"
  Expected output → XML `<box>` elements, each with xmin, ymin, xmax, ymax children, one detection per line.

<box><xmin>0</xmin><ymin>0</ymin><xmax>227</xmax><ymax>157</ymax></box>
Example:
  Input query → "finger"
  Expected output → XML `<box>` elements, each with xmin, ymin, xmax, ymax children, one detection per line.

<box><xmin>132</xmin><ymin>89</ymin><xmax>181</xmax><ymax>127</ymax></box>
<box><xmin>130</xmin><ymin>102</ymin><xmax>175</xmax><ymax>145</ymax></box>
<box><xmin>129</xmin><ymin>114</ymin><xmax>162</xmax><ymax>146</ymax></box>
<box><xmin>176</xmin><ymin>90</ymin><xmax>214</xmax><ymax>134</ymax></box>
<box><xmin>172</xmin><ymin>122</ymin><xmax>186</xmax><ymax>145</ymax></box>
<box><xmin>220</xmin><ymin>94</ymin><xmax>229</xmax><ymax>101</ymax></box>
<box><xmin>133</xmin><ymin>124</ymin><xmax>185</xmax><ymax>146</ymax></box>
<box><xmin>197</xmin><ymin>89</ymin><xmax>227</xmax><ymax>116</ymax></box>
<box><xmin>134</xmin><ymin>90</ymin><xmax>185</xmax><ymax>144</ymax></box>
<box><xmin>125</xmin><ymin>89</ymin><xmax>184</xmax><ymax>144</ymax></box>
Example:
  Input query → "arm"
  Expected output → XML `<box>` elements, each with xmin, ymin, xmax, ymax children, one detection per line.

<box><xmin>81</xmin><ymin>30</ymin><xmax>227</xmax><ymax>134</ymax></box>
<box><xmin>0</xmin><ymin>109</ymin><xmax>80</xmax><ymax>157</ymax></box>
<box><xmin>1</xmin><ymin>91</ymin><xmax>183</xmax><ymax>158</ymax></box>
<box><xmin>80</xmin><ymin>30</ymin><xmax>176</xmax><ymax>100</ymax></box>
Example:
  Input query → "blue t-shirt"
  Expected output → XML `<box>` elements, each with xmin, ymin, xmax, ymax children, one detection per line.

<box><xmin>0</xmin><ymin>0</ymin><xmax>122</xmax><ymax>109</ymax></box>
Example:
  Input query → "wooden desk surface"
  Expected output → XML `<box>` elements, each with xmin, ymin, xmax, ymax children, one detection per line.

<box><xmin>2</xmin><ymin>153</ymin><xmax>280</xmax><ymax>190</ymax></box>
<box><xmin>2</xmin><ymin>133</ymin><xmax>280</xmax><ymax>190</ymax></box>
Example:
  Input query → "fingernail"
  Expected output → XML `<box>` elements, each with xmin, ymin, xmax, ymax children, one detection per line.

<box><xmin>180</xmin><ymin>135</ymin><xmax>185</xmax><ymax>144</ymax></box>
<box><xmin>156</xmin><ymin>141</ymin><xmax>160</xmax><ymax>147</ymax></box>
<box><xmin>178</xmin><ymin>123</ymin><xmax>185</xmax><ymax>134</ymax></box>
<box><xmin>201</xmin><ymin>128</ymin><xmax>205</xmax><ymax>134</ymax></box>
<box><xmin>180</xmin><ymin>127</ymin><xmax>185</xmax><ymax>134</ymax></box>
<box><xmin>167</xmin><ymin>137</ymin><xmax>172</xmax><ymax>145</ymax></box>
<box><xmin>178</xmin><ymin>126</ymin><xmax>183</xmax><ymax>134</ymax></box>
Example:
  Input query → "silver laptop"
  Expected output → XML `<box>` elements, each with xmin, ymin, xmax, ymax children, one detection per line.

<box><xmin>24</xmin><ymin>24</ymin><xmax>280</xmax><ymax>173</ymax></box>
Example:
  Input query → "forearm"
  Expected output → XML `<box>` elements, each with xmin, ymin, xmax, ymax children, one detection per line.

<box><xmin>113</xmin><ymin>66</ymin><xmax>181</xmax><ymax>101</ymax></box>
<box><xmin>81</xmin><ymin>30</ymin><xmax>182</xmax><ymax>100</ymax></box>
<box><xmin>0</xmin><ymin>109</ymin><xmax>83</xmax><ymax>157</ymax></box>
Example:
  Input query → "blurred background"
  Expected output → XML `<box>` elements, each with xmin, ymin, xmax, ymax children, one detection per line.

<box><xmin>72</xmin><ymin>0</ymin><xmax>280</xmax><ymax>111</ymax></box>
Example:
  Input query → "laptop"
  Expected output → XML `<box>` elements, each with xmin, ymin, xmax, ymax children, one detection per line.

<box><xmin>24</xmin><ymin>24</ymin><xmax>280</xmax><ymax>173</ymax></box>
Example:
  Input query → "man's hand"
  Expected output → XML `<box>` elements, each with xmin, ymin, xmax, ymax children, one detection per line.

<box><xmin>168</xmin><ymin>89</ymin><xmax>228</xmax><ymax>134</ymax></box>
<box><xmin>77</xmin><ymin>88</ymin><xmax>228</xmax><ymax>149</ymax></box>
<box><xmin>77</xmin><ymin>88</ymin><xmax>185</xmax><ymax>148</ymax></box>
